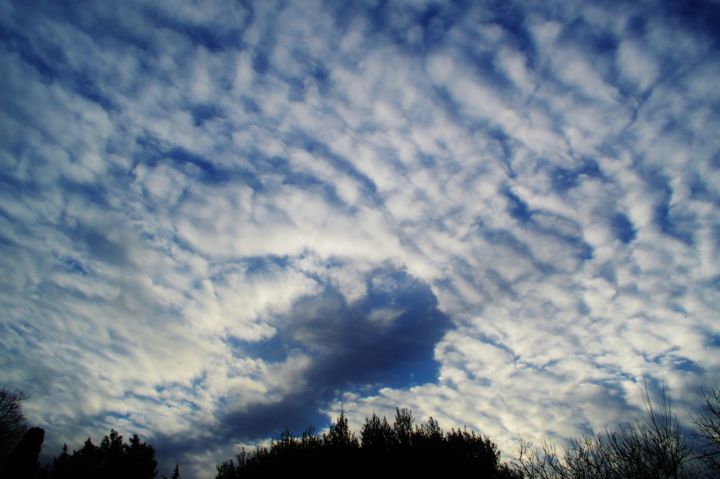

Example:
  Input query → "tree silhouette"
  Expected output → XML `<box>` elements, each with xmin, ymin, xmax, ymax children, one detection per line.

<box><xmin>0</xmin><ymin>427</ymin><xmax>45</xmax><ymax>479</ymax></box>
<box><xmin>214</xmin><ymin>409</ymin><xmax>520</xmax><ymax>478</ymax></box>
<box><xmin>161</xmin><ymin>463</ymin><xmax>181</xmax><ymax>479</ymax></box>
<box><xmin>100</xmin><ymin>429</ymin><xmax>126</xmax><ymax>478</ymax></box>
<box><xmin>694</xmin><ymin>387</ymin><xmax>720</xmax><ymax>475</ymax></box>
<box><xmin>126</xmin><ymin>433</ymin><xmax>158</xmax><ymax>478</ymax></box>
<box><xmin>323</xmin><ymin>411</ymin><xmax>358</xmax><ymax>450</ymax></box>
<box><xmin>12</xmin><ymin>382</ymin><xmax>720</xmax><ymax>478</ymax></box>
<box><xmin>515</xmin><ymin>384</ymin><xmax>693</xmax><ymax>478</ymax></box>
<box><xmin>0</xmin><ymin>388</ymin><xmax>29</xmax><ymax>469</ymax></box>
<box><xmin>393</xmin><ymin>407</ymin><xmax>413</xmax><ymax>448</ymax></box>
<box><xmin>46</xmin><ymin>430</ymin><xmax>157</xmax><ymax>478</ymax></box>
<box><xmin>360</xmin><ymin>412</ymin><xmax>394</xmax><ymax>453</ymax></box>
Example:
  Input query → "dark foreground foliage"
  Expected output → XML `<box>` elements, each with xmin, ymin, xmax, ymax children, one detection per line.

<box><xmin>4</xmin><ymin>382</ymin><xmax>720</xmax><ymax>478</ymax></box>
<box><xmin>1</xmin><ymin>427</ymin><xmax>44</xmax><ymax>478</ymax></box>
<box><xmin>45</xmin><ymin>429</ymin><xmax>158</xmax><ymax>479</ymax></box>
<box><xmin>215</xmin><ymin>408</ymin><xmax>521</xmax><ymax>478</ymax></box>
<box><xmin>0</xmin><ymin>388</ymin><xmax>29</xmax><ymax>470</ymax></box>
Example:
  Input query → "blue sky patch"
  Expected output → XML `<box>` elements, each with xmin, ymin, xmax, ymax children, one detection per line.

<box><xmin>611</xmin><ymin>213</ymin><xmax>636</xmax><ymax>244</ymax></box>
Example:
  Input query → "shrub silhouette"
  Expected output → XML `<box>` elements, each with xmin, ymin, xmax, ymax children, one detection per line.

<box><xmin>215</xmin><ymin>408</ymin><xmax>521</xmax><ymax>478</ymax></box>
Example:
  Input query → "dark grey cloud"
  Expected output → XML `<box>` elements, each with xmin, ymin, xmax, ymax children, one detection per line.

<box><xmin>225</xmin><ymin>268</ymin><xmax>448</xmax><ymax>436</ymax></box>
<box><xmin>150</xmin><ymin>267</ymin><xmax>448</xmax><ymax>470</ymax></box>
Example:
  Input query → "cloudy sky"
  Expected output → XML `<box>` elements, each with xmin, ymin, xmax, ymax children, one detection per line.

<box><xmin>1</xmin><ymin>0</ymin><xmax>719</xmax><ymax>476</ymax></box>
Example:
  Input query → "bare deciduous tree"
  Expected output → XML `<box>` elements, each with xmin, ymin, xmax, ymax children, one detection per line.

<box><xmin>693</xmin><ymin>387</ymin><xmax>720</xmax><ymax>475</ymax></box>
<box><xmin>0</xmin><ymin>388</ymin><xmax>28</xmax><ymax>468</ymax></box>
<box><xmin>515</xmin><ymin>381</ymin><xmax>692</xmax><ymax>479</ymax></box>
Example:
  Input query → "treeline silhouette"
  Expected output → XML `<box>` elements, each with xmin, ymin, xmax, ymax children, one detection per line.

<box><xmin>215</xmin><ymin>408</ymin><xmax>521</xmax><ymax>478</ymax></box>
<box><xmin>0</xmin><ymin>426</ymin><xmax>161</xmax><ymax>479</ymax></box>
<box><xmin>45</xmin><ymin>429</ymin><xmax>158</xmax><ymax>479</ymax></box>
<box><xmin>3</xmin><ymin>385</ymin><xmax>720</xmax><ymax>478</ymax></box>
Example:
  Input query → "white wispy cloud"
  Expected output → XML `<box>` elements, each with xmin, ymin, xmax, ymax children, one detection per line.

<box><xmin>1</xmin><ymin>1</ymin><xmax>719</xmax><ymax>477</ymax></box>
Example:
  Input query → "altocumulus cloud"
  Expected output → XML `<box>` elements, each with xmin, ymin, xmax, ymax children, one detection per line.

<box><xmin>1</xmin><ymin>0</ymin><xmax>719</xmax><ymax>476</ymax></box>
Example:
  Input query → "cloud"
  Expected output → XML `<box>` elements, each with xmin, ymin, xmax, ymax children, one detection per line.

<box><xmin>1</xmin><ymin>0</ymin><xmax>719</xmax><ymax>477</ymax></box>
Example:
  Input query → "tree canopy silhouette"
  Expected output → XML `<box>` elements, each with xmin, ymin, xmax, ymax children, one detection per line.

<box><xmin>46</xmin><ymin>429</ymin><xmax>157</xmax><ymax>479</ymax></box>
<box><xmin>7</xmin><ymin>382</ymin><xmax>720</xmax><ymax>478</ymax></box>
<box><xmin>215</xmin><ymin>408</ymin><xmax>521</xmax><ymax>478</ymax></box>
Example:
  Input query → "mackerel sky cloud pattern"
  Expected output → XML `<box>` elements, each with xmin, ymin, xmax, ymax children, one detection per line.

<box><xmin>1</xmin><ymin>1</ymin><xmax>719</xmax><ymax>476</ymax></box>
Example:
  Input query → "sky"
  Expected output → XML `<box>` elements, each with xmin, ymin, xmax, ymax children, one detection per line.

<box><xmin>1</xmin><ymin>0</ymin><xmax>719</xmax><ymax>476</ymax></box>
